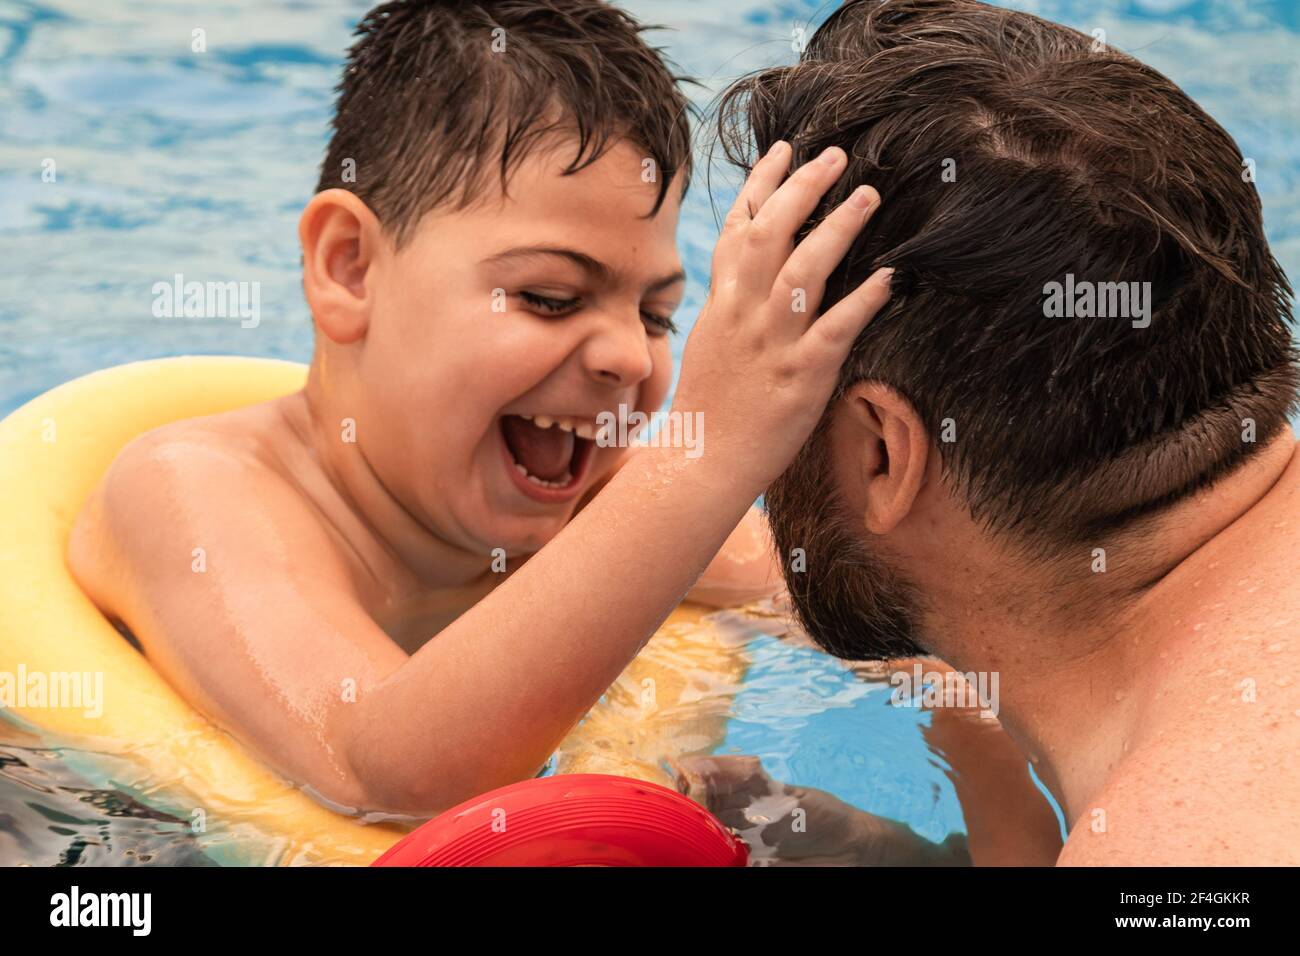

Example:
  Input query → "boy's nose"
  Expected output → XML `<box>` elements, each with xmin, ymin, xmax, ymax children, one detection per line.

<box><xmin>581</xmin><ymin>319</ymin><xmax>654</xmax><ymax>387</ymax></box>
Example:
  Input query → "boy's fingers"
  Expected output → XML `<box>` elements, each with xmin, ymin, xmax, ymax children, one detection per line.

<box><xmin>802</xmin><ymin>266</ymin><xmax>894</xmax><ymax>361</ymax></box>
<box><xmin>740</xmin><ymin>147</ymin><xmax>849</xmax><ymax>289</ymax></box>
<box><xmin>723</xmin><ymin>141</ymin><xmax>792</xmax><ymax>232</ymax></box>
<box><xmin>772</xmin><ymin>185</ymin><xmax>881</xmax><ymax>326</ymax></box>
<box><xmin>714</xmin><ymin>142</ymin><xmax>792</xmax><ymax>284</ymax></box>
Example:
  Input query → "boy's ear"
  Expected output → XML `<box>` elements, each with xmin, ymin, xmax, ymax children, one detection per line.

<box><xmin>843</xmin><ymin>381</ymin><xmax>929</xmax><ymax>535</ymax></box>
<box><xmin>299</xmin><ymin>188</ymin><xmax>384</xmax><ymax>345</ymax></box>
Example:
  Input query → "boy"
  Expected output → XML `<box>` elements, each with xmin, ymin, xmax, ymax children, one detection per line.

<box><xmin>68</xmin><ymin>0</ymin><xmax>892</xmax><ymax>815</ymax></box>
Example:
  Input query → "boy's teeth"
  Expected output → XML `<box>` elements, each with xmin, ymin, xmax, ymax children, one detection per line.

<box><xmin>502</xmin><ymin>413</ymin><xmax>581</xmax><ymax>487</ymax></box>
<box><xmin>524</xmin><ymin>469</ymin><xmax>572</xmax><ymax>488</ymax></box>
<box><xmin>513</xmin><ymin>458</ymin><xmax>572</xmax><ymax>489</ymax></box>
<box><xmin>514</xmin><ymin>413</ymin><xmax>597</xmax><ymax>438</ymax></box>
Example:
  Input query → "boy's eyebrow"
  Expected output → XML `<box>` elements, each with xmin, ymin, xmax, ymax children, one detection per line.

<box><xmin>483</xmin><ymin>246</ymin><xmax>686</xmax><ymax>293</ymax></box>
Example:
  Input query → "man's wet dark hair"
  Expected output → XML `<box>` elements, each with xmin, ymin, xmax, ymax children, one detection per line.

<box><xmin>721</xmin><ymin>0</ymin><xmax>1298</xmax><ymax>553</ymax></box>
<box><xmin>318</xmin><ymin>0</ymin><xmax>693</xmax><ymax>245</ymax></box>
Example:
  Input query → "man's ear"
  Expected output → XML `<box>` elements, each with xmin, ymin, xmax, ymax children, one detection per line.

<box><xmin>298</xmin><ymin>188</ymin><xmax>385</xmax><ymax>345</ymax></box>
<box><xmin>843</xmin><ymin>381</ymin><xmax>929</xmax><ymax>535</ymax></box>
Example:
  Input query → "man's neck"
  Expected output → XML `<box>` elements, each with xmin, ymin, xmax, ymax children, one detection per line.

<box><xmin>919</xmin><ymin>430</ymin><xmax>1297</xmax><ymax>824</ymax></box>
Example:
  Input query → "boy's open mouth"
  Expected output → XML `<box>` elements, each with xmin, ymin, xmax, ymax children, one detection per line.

<box><xmin>499</xmin><ymin>413</ymin><xmax>597</xmax><ymax>500</ymax></box>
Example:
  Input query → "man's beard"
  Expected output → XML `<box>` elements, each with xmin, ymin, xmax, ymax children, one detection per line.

<box><xmin>765</xmin><ymin>417</ymin><xmax>928</xmax><ymax>661</ymax></box>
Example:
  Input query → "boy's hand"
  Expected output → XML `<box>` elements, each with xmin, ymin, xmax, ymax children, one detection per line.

<box><xmin>672</xmin><ymin>142</ymin><xmax>891</xmax><ymax>495</ymax></box>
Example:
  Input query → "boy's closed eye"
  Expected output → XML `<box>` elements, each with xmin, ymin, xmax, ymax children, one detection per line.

<box><xmin>517</xmin><ymin>289</ymin><xmax>680</xmax><ymax>336</ymax></box>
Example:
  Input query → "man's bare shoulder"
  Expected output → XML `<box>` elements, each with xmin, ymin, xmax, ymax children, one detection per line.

<box><xmin>1060</xmin><ymin>454</ymin><xmax>1300</xmax><ymax>866</ymax></box>
<box><xmin>1059</xmin><ymin>693</ymin><xmax>1300</xmax><ymax>866</ymax></box>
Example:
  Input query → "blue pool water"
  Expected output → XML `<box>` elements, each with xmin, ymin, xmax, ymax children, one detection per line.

<box><xmin>1</xmin><ymin>0</ymin><xmax>1296</xmax><ymax>864</ymax></box>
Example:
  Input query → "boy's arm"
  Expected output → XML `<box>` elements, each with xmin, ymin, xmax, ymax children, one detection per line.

<box><xmin>70</xmin><ymin>431</ymin><xmax>409</xmax><ymax>814</ymax></box>
<box><xmin>580</xmin><ymin>457</ymin><xmax>782</xmax><ymax>609</ymax></box>
<box><xmin>77</xmin><ymin>426</ymin><xmax>762</xmax><ymax>815</ymax></box>
<box><xmin>77</xmin><ymin>143</ymin><xmax>889</xmax><ymax>816</ymax></box>
<box><xmin>345</xmin><ymin>143</ymin><xmax>889</xmax><ymax>813</ymax></box>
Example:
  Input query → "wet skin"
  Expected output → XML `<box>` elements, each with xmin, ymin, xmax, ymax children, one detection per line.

<box><xmin>67</xmin><ymin>140</ymin><xmax>894</xmax><ymax>817</ymax></box>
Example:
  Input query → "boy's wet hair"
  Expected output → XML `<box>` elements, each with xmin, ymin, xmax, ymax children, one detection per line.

<box><xmin>318</xmin><ymin>0</ymin><xmax>693</xmax><ymax>244</ymax></box>
<box><xmin>720</xmin><ymin>0</ymin><xmax>1298</xmax><ymax>555</ymax></box>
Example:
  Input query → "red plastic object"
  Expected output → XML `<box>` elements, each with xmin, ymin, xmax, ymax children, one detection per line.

<box><xmin>371</xmin><ymin>774</ymin><xmax>749</xmax><ymax>867</ymax></box>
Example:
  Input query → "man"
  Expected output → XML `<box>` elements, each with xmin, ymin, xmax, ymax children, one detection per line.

<box><xmin>688</xmin><ymin>0</ymin><xmax>1300</xmax><ymax>865</ymax></box>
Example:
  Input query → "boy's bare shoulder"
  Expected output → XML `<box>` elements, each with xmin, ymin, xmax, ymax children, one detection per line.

<box><xmin>89</xmin><ymin>398</ymin><xmax>294</xmax><ymax>522</ymax></box>
<box><xmin>104</xmin><ymin>404</ymin><xmax>280</xmax><ymax>488</ymax></box>
<box><xmin>69</xmin><ymin>397</ymin><xmax>349</xmax><ymax>616</ymax></box>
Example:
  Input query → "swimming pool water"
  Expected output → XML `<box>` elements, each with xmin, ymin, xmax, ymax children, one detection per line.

<box><xmin>1</xmin><ymin>0</ymin><xmax>1296</xmax><ymax>864</ymax></box>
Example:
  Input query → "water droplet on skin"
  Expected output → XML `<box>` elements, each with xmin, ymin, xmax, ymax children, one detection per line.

<box><xmin>1267</xmin><ymin>642</ymin><xmax>1285</xmax><ymax>653</ymax></box>
<box><xmin>1209</xmin><ymin>742</ymin><xmax>1223</xmax><ymax>753</ymax></box>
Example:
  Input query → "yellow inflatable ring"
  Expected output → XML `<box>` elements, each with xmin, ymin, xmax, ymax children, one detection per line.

<box><xmin>0</xmin><ymin>356</ymin><xmax>744</xmax><ymax>865</ymax></box>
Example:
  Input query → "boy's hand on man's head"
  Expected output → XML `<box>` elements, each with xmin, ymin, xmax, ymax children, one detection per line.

<box><xmin>671</xmin><ymin>141</ymin><xmax>892</xmax><ymax>497</ymax></box>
